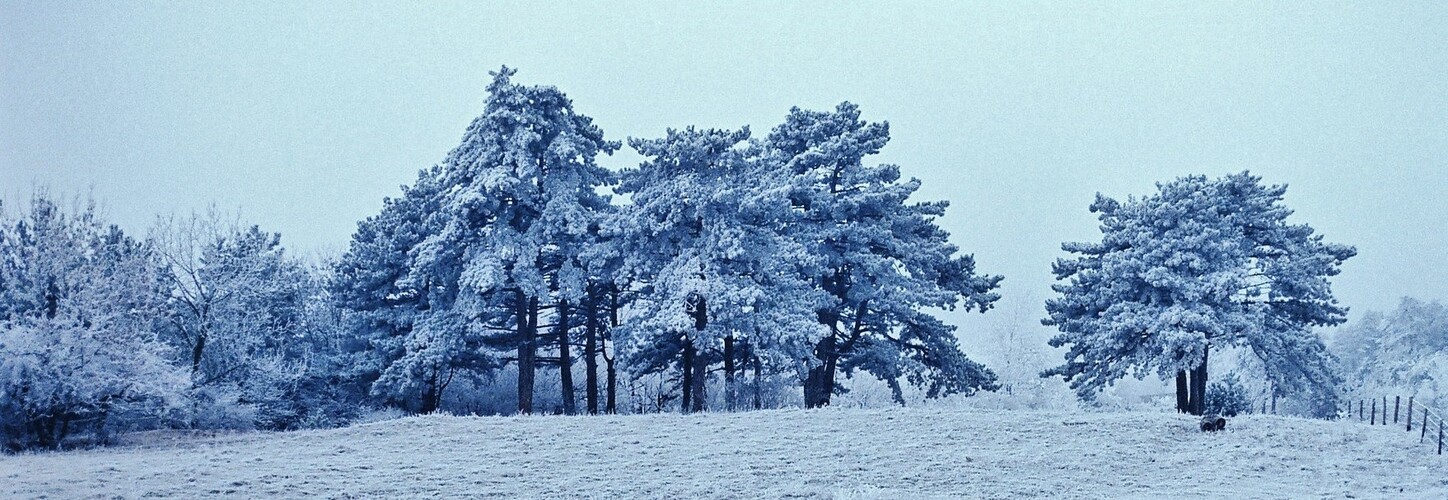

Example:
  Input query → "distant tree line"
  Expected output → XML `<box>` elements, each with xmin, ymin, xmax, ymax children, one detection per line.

<box><xmin>0</xmin><ymin>67</ymin><xmax>1360</xmax><ymax>451</ymax></box>
<box><xmin>1333</xmin><ymin>297</ymin><xmax>1448</xmax><ymax>412</ymax></box>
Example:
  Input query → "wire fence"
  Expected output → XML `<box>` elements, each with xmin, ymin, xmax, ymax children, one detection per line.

<box><xmin>1343</xmin><ymin>395</ymin><xmax>1444</xmax><ymax>456</ymax></box>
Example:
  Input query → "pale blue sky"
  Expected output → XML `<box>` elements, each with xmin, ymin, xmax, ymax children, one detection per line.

<box><xmin>3</xmin><ymin>2</ymin><xmax>1445</xmax><ymax>344</ymax></box>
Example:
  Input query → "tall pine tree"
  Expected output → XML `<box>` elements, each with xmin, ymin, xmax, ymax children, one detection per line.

<box><xmin>411</xmin><ymin>67</ymin><xmax>618</xmax><ymax>414</ymax></box>
<box><xmin>762</xmin><ymin>103</ymin><xmax>1003</xmax><ymax>407</ymax></box>
<box><xmin>607</xmin><ymin>126</ymin><xmax>824</xmax><ymax>412</ymax></box>
<box><xmin>331</xmin><ymin>167</ymin><xmax>479</xmax><ymax>414</ymax></box>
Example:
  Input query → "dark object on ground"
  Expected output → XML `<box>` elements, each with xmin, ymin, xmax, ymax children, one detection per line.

<box><xmin>1200</xmin><ymin>414</ymin><xmax>1227</xmax><ymax>432</ymax></box>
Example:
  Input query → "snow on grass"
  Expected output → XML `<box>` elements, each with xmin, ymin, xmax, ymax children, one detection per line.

<box><xmin>2</xmin><ymin>408</ymin><xmax>1444</xmax><ymax>499</ymax></box>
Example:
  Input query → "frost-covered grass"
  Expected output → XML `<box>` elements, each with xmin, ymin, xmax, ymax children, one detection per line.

<box><xmin>2</xmin><ymin>407</ymin><xmax>1444</xmax><ymax>499</ymax></box>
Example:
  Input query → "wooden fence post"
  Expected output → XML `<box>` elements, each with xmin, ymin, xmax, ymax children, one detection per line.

<box><xmin>1422</xmin><ymin>408</ymin><xmax>1430</xmax><ymax>443</ymax></box>
<box><xmin>1438</xmin><ymin>420</ymin><xmax>1443</xmax><ymax>455</ymax></box>
<box><xmin>1359</xmin><ymin>400</ymin><xmax>1364</xmax><ymax>420</ymax></box>
<box><xmin>1393</xmin><ymin>396</ymin><xmax>1400</xmax><ymax>424</ymax></box>
<box><xmin>1382</xmin><ymin>397</ymin><xmax>1388</xmax><ymax>425</ymax></box>
<box><xmin>1370</xmin><ymin>399</ymin><xmax>1376</xmax><ymax>425</ymax></box>
<box><xmin>1406</xmin><ymin>397</ymin><xmax>1413</xmax><ymax>432</ymax></box>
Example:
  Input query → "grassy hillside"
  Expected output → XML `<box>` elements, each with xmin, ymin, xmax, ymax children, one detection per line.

<box><xmin>2</xmin><ymin>408</ymin><xmax>1443</xmax><ymax>499</ymax></box>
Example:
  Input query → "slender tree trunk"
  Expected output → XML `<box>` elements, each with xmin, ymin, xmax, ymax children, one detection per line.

<box><xmin>1175</xmin><ymin>370</ymin><xmax>1189</xmax><ymax>413</ymax></box>
<box><xmin>191</xmin><ymin>331</ymin><xmax>207</xmax><ymax>375</ymax></box>
<box><xmin>584</xmin><ymin>292</ymin><xmax>599</xmax><ymax>415</ymax></box>
<box><xmin>557</xmin><ymin>299</ymin><xmax>575</xmax><ymax>415</ymax></box>
<box><xmin>681</xmin><ymin>338</ymin><xmax>694</xmax><ymax>413</ymax></box>
<box><xmin>688</xmin><ymin>294</ymin><xmax>707</xmax><ymax>413</ymax></box>
<box><xmin>605</xmin><ymin>351</ymin><xmax>617</xmax><ymax>414</ymax></box>
<box><xmin>420</xmin><ymin>370</ymin><xmax>439</xmax><ymax>414</ymax></box>
<box><xmin>887</xmin><ymin>377</ymin><xmax>906</xmax><ymax>407</ymax></box>
<box><xmin>723</xmin><ymin>335</ymin><xmax>736</xmax><ymax>411</ymax></box>
<box><xmin>807</xmin><ymin>272</ymin><xmax>853</xmax><ymax>409</ymax></box>
<box><xmin>517</xmin><ymin>293</ymin><xmax>537</xmax><ymax>415</ymax></box>
<box><xmin>690</xmin><ymin>346</ymin><xmax>707</xmax><ymax>413</ymax></box>
<box><xmin>605</xmin><ymin>286</ymin><xmax>619</xmax><ymax>414</ymax></box>
<box><xmin>752</xmin><ymin>354</ymin><xmax>763</xmax><ymax>410</ymax></box>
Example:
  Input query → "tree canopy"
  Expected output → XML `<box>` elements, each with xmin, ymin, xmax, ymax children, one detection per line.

<box><xmin>1043</xmin><ymin>172</ymin><xmax>1354</xmax><ymax>414</ymax></box>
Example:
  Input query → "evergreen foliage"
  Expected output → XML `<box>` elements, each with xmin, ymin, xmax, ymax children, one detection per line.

<box><xmin>1204</xmin><ymin>373</ymin><xmax>1251</xmax><ymax>417</ymax></box>
<box><xmin>607</xmin><ymin>126</ymin><xmax>825</xmax><ymax>411</ymax></box>
<box><xmin>761</xmin><ymin>103</ymin><xmax>1003</xmax><ymax>407</ymax></box>
<box><xmin>1043</xmin><ymin>172</ymin><xmax>1354</xmax><ymax>415</ymax></box>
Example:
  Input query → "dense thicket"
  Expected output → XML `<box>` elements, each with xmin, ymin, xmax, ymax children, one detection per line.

<box><xmin>0</xmin><ymin>198</ymin><xmax>361</xmax><ymax>450</ymax></box>
<box><xmin>0</xmin><ymin>196</ymin><xmax>183</xmax><ymax>450</ymax></box>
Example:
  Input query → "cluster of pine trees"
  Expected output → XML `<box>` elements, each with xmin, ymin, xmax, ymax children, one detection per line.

<box><xmin>1</xmin><ymin>67</ymin><xmax>1361</xmax><ymax>451</ymax></box>
<box><xmin>329</xmin><ymin>67</ymin><xmax>1004</xmax><ymax>417</ymax></box>
<box><xmin>0</xmin><ymin>68</ymin><xmax>1004</xmax><ymax>450</ymax></box>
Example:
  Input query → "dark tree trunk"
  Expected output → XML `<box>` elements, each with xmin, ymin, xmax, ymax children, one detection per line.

<box><xmin>723</xmin><ymin>335</ymin><xmax>736</xmax><ymax>411</ymax></box>
<box><xmin>681</xmin><ymin>338</ymin><xmax>694</xmax><ymax>413</ymax></box>
<box><xmin>887</xmin><ymin>377</ymin><xmax>905</xmax><ymax>406</ymax></box>
<box><xmin>1188</xmin><ymin>345</ymin><xmax>1209</xmax><ymax>416</ymax></box>
<box><xmin>191</xmin><ymin>332</ymin><xmax>207</xmax><ymax>375</ymax></box>
<box><xmin>584</xmin><ymin>292</ymin><xmax>599</xmax><ymax>415</ymax></box>
<box><xmin>1175</xmin><ymin>370</ymin><xmax>1190</xmax><ymax>413</ymax></box>
<box><xmin>690</xmin><ymin>345</ymin><xmax>707</xmax><ymax>413</ymax></box>
<box><xmin>752</xmin><ymin>354</ymin><xmax>763</xmax><ymax>410</ymax></box>
<box><xmin>605</xmin><ymin>286</ymin><xmax>619</xmax><ymax>414</ymax></box>
<box><xmin>517</xmin><ymin>294</ymin><xmax>538</xmax><ymax>415</ymax></box>
<box><xmin>804</xmin><ymin>335</ymin><xmax>838</xmax><ymax>408</ymax></box>
<box><xmin>557</xmin><ymin>299</ymin><xmax>575</xmax><ymax>415</ymax></box>
<box><xmin>605</xmin><ymin>352</ymin><xmax>617</xmax><ymax>414</ymax></box>
<box><xmin>687</xmin><ymin>294</ymin><xmax>707</xmax><ymax>413</ymax></box>
<box><xmin>807</xmin><ymin>271</ymin><xmax>852</xmax><ymax>409</ymax></box>
<box><xmin>420</xmin><ymin>370</ymin><xmax>440</xmax><ymax>414</ymax></box>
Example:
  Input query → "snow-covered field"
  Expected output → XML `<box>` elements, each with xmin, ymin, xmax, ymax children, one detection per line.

<box><xmin>2</xmin><ymin>408</ymin><xmax>1443</xmax><ymax>499</ymax></box>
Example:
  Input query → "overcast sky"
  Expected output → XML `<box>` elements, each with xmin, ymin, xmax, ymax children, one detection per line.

<box><xmin>3</xmin><ymin>2</ymin><xmax>1446</xmax><ymax>349</ymax></box>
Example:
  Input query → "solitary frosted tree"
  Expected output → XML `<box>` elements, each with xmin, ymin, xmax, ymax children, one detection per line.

<box><xmin>1043</xmin><ymin>172</ymin><xmax>1354</xmax><ymax>415</ymax></box>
